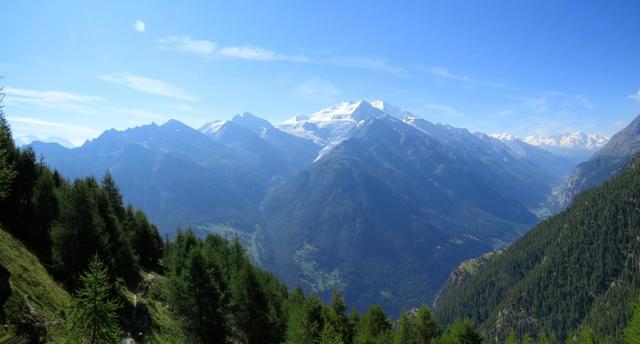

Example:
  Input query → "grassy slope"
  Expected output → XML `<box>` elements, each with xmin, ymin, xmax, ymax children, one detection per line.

<box><xmin>0</xmin><ymin>227</ymin><xmax>70</xmax><ymax>340</ymax></box>
<box><xmin>0</xmin><ymin>227</ymin><xmax>185</xmax><ymax>343</ymax></box>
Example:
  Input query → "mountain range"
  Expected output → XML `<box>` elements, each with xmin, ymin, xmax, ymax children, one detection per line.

<box><xmin>491</xmin><ymin>131</ymin><xmax>608</xmax><ymax>165</ymax></box>
<box><xmin>28</xmin><ymin>100</ymin><xmax>597</xmax><ymax>314</ymax></box>
<box><xmin>14</xmin><ymin>135</ymin><xmax>75</xmax><ymax>148</ymax></box>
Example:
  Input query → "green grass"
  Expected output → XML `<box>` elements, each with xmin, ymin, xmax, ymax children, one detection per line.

<box><xmin>132</xmin><ymin>272</ymin><xmax>185</xmax><ymax>344</ymax></box>
<box><xmin>0</xmin><ymin>227</ymin><xmax>70</xmax><ymax>339</ymax></box>
<box><xmin>0</xmin><ymin>227</ymin><xmax>187</xmax><ymax>343</ymax></box>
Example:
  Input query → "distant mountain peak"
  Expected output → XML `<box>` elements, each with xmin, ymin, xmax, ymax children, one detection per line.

<box><xmin>231</xmin><ymin>112</ymin><xmax>274</xmax><ymax>134</ymax></box>
<box><xmin>489</xmin><ymin>132</ymin><xmax>518</xmax><ymax>142</ymax></box>
<box><xmin>161</xmin><ymin>119</ymin><xmax>191</xmax><ymax>131</ymax></box>
<box><xmin>278</xmin><ymin>100</ymin><xmax>388</xmax><ymax>145</ymax></box>
<box><xmin>199</xmin><ymin>120</ymin><xmax>228</xmax><ymax>135</ymax></box>
<box><xmin>490</xmin><ymin>131</ymin><xmax>609</xmax><ymax>150</ymax></box>
<box><xmin>14</xmin><ymin>135</ymin><xmax>76</xmax><ymax>148</ymax></box>
<box><xmin>523</xmin><ymin>131</ymin><xmax>608</xmax><ymax>150</ymax></box>
<box><xmin>370</xmin><ymin>100</ymin><xmax>412</xmax><ymax>118</ymax></box>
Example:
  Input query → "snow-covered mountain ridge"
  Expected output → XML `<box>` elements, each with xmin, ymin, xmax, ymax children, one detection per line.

<box><xmin>491</xmin><ymin>132</ymin><xmax>609</xmax><ymax>150</ymax></box>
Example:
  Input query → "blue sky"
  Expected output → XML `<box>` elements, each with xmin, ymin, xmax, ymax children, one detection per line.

<box><xmin>1</xmin><ymin>0</ymin><xmax>639</xmax><ymax>145</ymax></box>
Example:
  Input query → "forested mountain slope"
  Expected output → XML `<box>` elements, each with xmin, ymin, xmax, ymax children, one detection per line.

<box><xmin>434</xmin><ymin>153</ymin><xmax>640</xmax><ymax>342</ymax></box>
<box><xmin>262</xmin><ymin>115</ymin><xmax>539</xmax><ymax>315</ymax></box>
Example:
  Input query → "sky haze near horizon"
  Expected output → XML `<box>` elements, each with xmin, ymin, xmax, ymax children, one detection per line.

<box><xmin>1</xmin><ymin>0</ymin><xmax>639</xmax><ymax>145</ymax></box>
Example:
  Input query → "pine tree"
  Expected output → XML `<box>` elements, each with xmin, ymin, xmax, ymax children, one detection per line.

<box><xmin>101</xmin><ymin>171</ymin><xmax>125</xmax><ymax>220</ymax></box>
<box><xmin>355</xmin><ymin>305</ymin><xmax>392</xmax><ymax>344</ymax></box>
<box><xmin>65</xmin><ymin>255</ymin><xmax>121</xmax><ymax>344</ymax></box>
<box><xmin>167</xmin><ymin>234</ymin><xmax>228</xmax><ymax>343</ymax></box>
<box><xmin>180</xmin><ymin>248</ymin><xmax>228</xmax><ymax>343</ymax></box>
<box><xmin>393</xmin><ymin>311</ymin><xmax>417</xmax><ymax>344</ymax></box>
<box><xmin>414</xmin><ymin>306</ymin><xmax>439</xmax><ymax>344</ymax></box>
<box><xmin>434</xmin><ymin>318</ymin><xmax>482</xmax><ymax>344</ymax></box>
<box><xmin>327</xmin><ymin>289</ymin><xmax>352</xmax><ymax>344</ymax></box>
<box><xmin>0</xmin><ymin>89</ymin><xmax>16</xmax><ymax>199</ymax></box>
<box><xmin>286</xmin><ymin>291</ymin><xmax>324</xmax><ymax>344</ymax></box>
<box><xmin>318</xmin><ymin>322</ymin><xmax>345</xmax><ymax>344</ymax></box>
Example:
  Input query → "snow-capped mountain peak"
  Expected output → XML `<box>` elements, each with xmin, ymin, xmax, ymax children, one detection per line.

<box><xmin>278</xmin><ymin>100</ymin><xmax>387</xmax><ymax>144</ymax></box>
<box><xmin>370</xmin><ymin>100</ymin><xmax>412</xmax><ymax>118</ymax></box>
<box><xmin>489</xmin><ymin>132</ymin><xmax>518</xmax><ymax>142</ymax></box>
<box><xmin>523</xmin><ymin>131</ymin><xmax>608</xmax><ymax>150</ymax></box>
<box><xmin>199</xmin><ymin>120</ymin><xmax>228</xmax><ymax>135</ymax></box>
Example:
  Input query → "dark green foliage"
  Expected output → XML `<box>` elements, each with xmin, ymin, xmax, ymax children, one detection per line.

<box><xmin>355</xmin><ymin>305</ymin><xmax>393</xmax><ymax>344</ymax></box>
<box><xmin>124</xmin><ymin>206</ymin><xmax>163</xmax><ymax>270</ymax></box>
<box><xmin>64</xmin><ymin>255</ymin><xmax>121</xmax><ymax>344</ymax></box>
<box><xmin>0</xmin><ymin>107</ymin><xmax>16</xmax><ymax>199</ymax></box>
<box><xmin>166</xmin><ymin>229</ymin><xmax>288</xmax><ymax>344</ymax></box>
<box><xmin>167</xmin><ymin>234</ymin><xmax>228</xmax><ymax>343</ymax></box>
<box><xmin>393</xmin><ymin>311</ymin><xmax>417</xmax><ymax>344</ymax></box>
<box><xmin>319</xmin><ymin>322</ymin><xmax>346</xmax><ymax>344</ymax></box>
<box><xmin>285</xmin><ymin>290</ymin><xmax>325</xmax><ymax>344</ymax></box>
<box><xmin>328</xmin><ymin>289</ymin><xmax>355</xmax><ymax>344</ymax></box>
<box><xmin>435</xmin><ymin>155</ymin><xmax>640</xmax><ymax>341</ymax></box>
<box><xmin>433</xmin><ymin>318</ymin><xmax>482</xmax><ymax>344</ymax></box>
<box><xmin>414</xmin><ymin>306</ymin><xmax>439</xmax><ymax>344</ymax></box>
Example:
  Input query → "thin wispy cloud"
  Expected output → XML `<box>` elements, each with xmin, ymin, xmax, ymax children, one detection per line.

<box><xmin>426</xmin><ymin>66</ymin><xmax>510</xmax><ymax>90</ymax></box>
<box><xmin>629</xmin><ymin>89</ymin><xmax>640</xmax><ymax>102</ymax></box>
<box><xmin>218</xmin><ymin>46</ymin><xmax>308</xmax><ymax>62</ymax></box>
<box><xmin>97</xmin><ymin>73</ymin><xmax>196</xmax><ymax>101</ymax></box>
<box><xmin>157</xmin><ymin>36</ymin><xmax>217</xmax><ymax>55</ymax></box>
<box><xmin>156</xmin><ymin>35</ymin><xmax>406</xmax><ymax>76</ymax></box>
<box><xmin>156</xmin><ymin>35</ymin><xmax>307</xmax><ymax>62</ymax></box>
<box><xmin>4</xmin><ymin>87</ymin><xmax>102</xmax><ymax>113</ymax></box>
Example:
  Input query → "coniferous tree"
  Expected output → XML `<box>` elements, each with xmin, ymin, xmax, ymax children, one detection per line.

<box><xmin>327</xmin><ymin>289</ymin><xmax>353</xmax><ymax>344</ymax></box>
<box><xmin>0</xmin><ymin>90</ymin><xmax>16</xmax><ymax>199</ymax></box>
<box><xmin>173</xmin><ymin>247</ymin><xmax>228</xmax><ymax>343</ymax></box>
<box><xmin>65</xmin><ymin>255</ymin><xmax>121</xmax><ymax>344</ymax></box>
<box><xmin>393</xmin><ymin>311</ymin><xmax>417</xmax><ymax>344</ymax></box>
<box><xmin>101</xmin><ymin>171</ymin><xmax>125</xmax><ymax>220</ymax></box>
<box><xmin>434</xmin><ymin>318</ymin><xmax>482</xmax><ymax>344</ymax></box>
<box><xmin>51</xmin><ymin>178</ymin><xmax>105</xmax><ymax>287</ymax></box>
<box><xmin>355</xmin><ymin>305</ymin><xmax>392</xmax><ymax>344</ymax></box>
<box><xmin>414</xmin><ymin>306</ymin><xmax>439</xmax><ymax>344</ymax></box>
<box><xmin>286</xmin><ymin>289</ymin><xmax>325</xmax><ymax>344</ymax></box>
<box><xmin>231</xmin><ymin>261</ymin><xmax>280</xmax><ymax>343</ymax></box>
<box><xmin>318</xmin><ymin>322</ymin><xmax>345</xmax><ymax>344</ymax></box>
